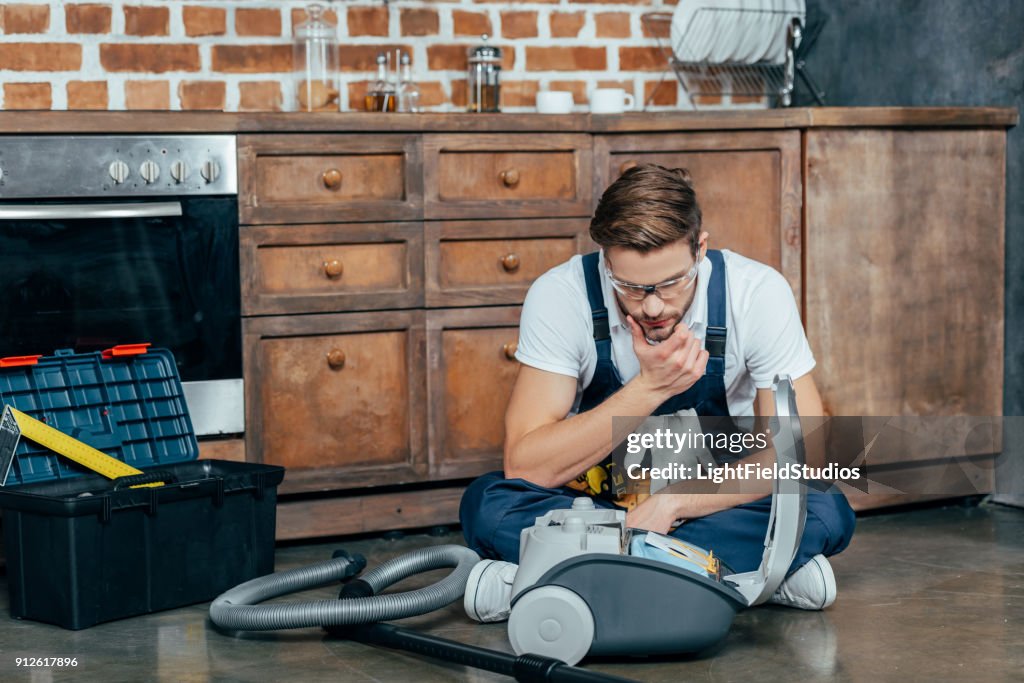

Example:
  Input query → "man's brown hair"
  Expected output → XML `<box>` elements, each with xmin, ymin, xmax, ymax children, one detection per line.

<box><xmin>589</xmin><ymin>164</ymin><xmax>702</xmax><ymax>254</ymax></box>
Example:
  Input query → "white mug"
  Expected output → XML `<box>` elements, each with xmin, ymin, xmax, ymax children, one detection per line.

<box><xmin>536</xmin><ymin>90</ymin><xmax>574</xmax><ymax>114</ymax></box>
<box><xmin>590</xmin><ymin>88</ymin><xmax>635</xmax><ymax>114</ymax></box>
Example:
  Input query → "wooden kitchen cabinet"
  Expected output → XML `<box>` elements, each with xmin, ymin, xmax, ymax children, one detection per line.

<box><xmin>238</xmin><ymin>134</ymin><xmax>423</xmax><ymax>224</ymax></box>
<box><xmin>239</xmin><ymin>133</ymin><xmax>593</xmax><ymax>526</ymax></box>
<box><xmin>804</xmin><ymin>128</ymin><xmax>1006</xmax><ymax>510</ymax></box>
<box><xmin>426</xmin><ymin>307</ymin><xmax>523</xmax><ymax>480</ymax></box>
<box><xmin>592</xmin><ymin>125</ymin><xmax>1010</xmax><ymax>512</ymax></box>
<box><xmin>593</xmin><ymin>130</ymin><xmax>803</xmax><ymax>299</ymax></box>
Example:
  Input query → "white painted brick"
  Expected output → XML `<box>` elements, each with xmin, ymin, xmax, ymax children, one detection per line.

<box><xmin>108</xmin><ymin>74</ymin><xmax>126</xmax><ymax>109</ymax></box>
<box><xmin>110</xmin><ymin>1</ymin><xmax>125</xmax><ymax>37</ymax></box>
<box><xmin>167</xmin><ymin>2</ymin><xmax>184</xmax><ymax>40</ymax></box>
<box><xmin>387</xmin><ymin>3</ymin><xmax>399</xmax><ymax>40</ymax></box>
<box><xmin>81</xmin><ymin>41</ymin><xmax>102</xmax><ymax>77</ymax></box>
<box><xmin>48</xmin><ymin>0</ymin><xmax>66</xmax><ymax>39</ymax></box>
<box><xmin>52</xmin><ymin>79</ymin><xmax>69</xmax><ymax>110</ymax></box>
<box><xmin>198</xmin><ymin>42</ymin><xmax>210</xmax><ymax>74</ymax></box>
<box><xmin>169</xmin><ymin>77</ymin><xmax>181</xmax><ymax>111</ymax></box>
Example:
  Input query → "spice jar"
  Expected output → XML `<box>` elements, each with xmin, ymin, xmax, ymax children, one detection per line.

<box><xmin>467</xmin><ymin>35</ymin><xmax>501</xmax><ymax>113</ymax></box>
<box><xmin>292</xmin><ymin>3</ymin><xmax>339</xmax><ymax>112</ymax></box>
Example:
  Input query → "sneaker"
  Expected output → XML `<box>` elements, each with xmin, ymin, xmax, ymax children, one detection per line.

<box><xmin>464</xmin><ymin>559</ymin><xmax>518</xmax><ymax>623</ymax></box>
<box><xmin>769</xmin><ymin>554</ymin><xmax>837</xmax><ymax>610</ymax></box>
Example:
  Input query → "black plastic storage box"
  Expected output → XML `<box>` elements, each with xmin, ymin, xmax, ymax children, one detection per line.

<box><xmin>0</xmin><ymin>347</ymin><xmax>285</xmax><ymax>630</ymax></box>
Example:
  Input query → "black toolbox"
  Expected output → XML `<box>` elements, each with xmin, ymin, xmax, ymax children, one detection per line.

<box><xmin>0</xmin><ymin>347</ymin><xmax>285</xmax><ymax>629</ymax></box>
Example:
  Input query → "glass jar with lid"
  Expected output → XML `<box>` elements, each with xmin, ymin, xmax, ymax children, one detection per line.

<box><xmin>292</xmin><ymin>3</ymin><xmax>339</xmax><ymax>112</ymax></box>
<box><xmin>467</xmin><ymin>35</ymin><xmax>501</xmax><ymax>113</ymax></box>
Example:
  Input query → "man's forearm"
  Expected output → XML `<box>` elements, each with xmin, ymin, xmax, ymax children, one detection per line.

<box><xmin>505</xmin><ymin>377</ymin><xmax>665</xmax><ymax>488</ymax></box>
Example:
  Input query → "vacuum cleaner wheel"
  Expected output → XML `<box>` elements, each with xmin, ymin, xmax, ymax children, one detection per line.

<box><xmin>508</xmin><ymin>585</ymin><xmax>595</xmax><ymax>666</ymax></box>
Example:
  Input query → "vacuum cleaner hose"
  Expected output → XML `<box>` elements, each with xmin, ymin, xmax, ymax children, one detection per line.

<box><xmin>210</xmin><ymin>545</ymin><xmax>480</xmax><ymax>631</ymax></box>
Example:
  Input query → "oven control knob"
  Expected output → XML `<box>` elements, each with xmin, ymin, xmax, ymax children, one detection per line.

<box><xmin>140</xmin><ymin>160</ymin><xmax>160</xmax><ymax>184</ymax></box>
<box><xmin>200</xmin><ymin>160</ymin><xmax>221</xmax><ymax>184</ymax></box>
<box><xmin>108</xmin><ymin>160</ymin><xmax>130</xmax><ymax>184</ymax></box>
<box><xmin>169</xmin><ymin>160</ymin><xmax>189</xmax><ymax>184</ymax></box>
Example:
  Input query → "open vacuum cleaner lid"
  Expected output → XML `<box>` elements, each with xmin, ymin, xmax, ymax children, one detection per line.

<box><xmin>723</xmin><ymin>374</ymin><xmax>808</xmax><ymax>606</ymax></box>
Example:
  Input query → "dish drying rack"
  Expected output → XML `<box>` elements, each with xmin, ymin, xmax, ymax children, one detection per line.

<box><xmin>641</xmin><ymin>9</ymin><xmax>826</xmax><ymax>109</ymax></box>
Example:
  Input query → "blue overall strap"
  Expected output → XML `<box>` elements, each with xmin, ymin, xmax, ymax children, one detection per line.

<box><xmin>581</xmin><ymin>252</ymin><xmax>611</xmax><ymax>345</ymax></box>
<box><xmin>703</xmin><ymin>249</ymin><xmax>727</xmax><ymax>372</ymax></box>
<box><xmin>578</xmin><ymin>251</ymin><xmax>624</xmax><ymax>416</ymax></box>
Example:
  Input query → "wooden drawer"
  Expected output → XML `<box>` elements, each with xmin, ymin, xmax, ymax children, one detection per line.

<box><xmin>425</xmin><ymin>218</ymin><xmax>589</xmax><ymax>307</ymax></box>
<box><xmin>424</xmin><ymin>134</ymin><xmax>592</xmax><ymax>219</ymax></box>
<box><xmin>243</xmin><ymin>311</ymin><xmax>427</xmax><ymax>493</ymax></box>
<box><xmin>427</xmin><ymin>307</ymin><xmax>522</xmax><ymax>480</ymax></box>
<box><xmin>241</xmin><ymin>223</ymin><xmax>424</xmax><ymax>315</ymax></box>
<box><xmin>594</xmin><ymin>131</ymin><xmax>802</xmax><ymax>303</ymax></box>
<box><xmin>238</xmin><ymin>134</ymin><xmax>422</xmax><ymax>224</ymax></box>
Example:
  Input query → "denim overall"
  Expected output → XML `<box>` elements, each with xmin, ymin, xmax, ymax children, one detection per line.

<box><xmin>459</xmin><ymin>250</ymin><xmax>855</xmax><ymax>571</ymax></box>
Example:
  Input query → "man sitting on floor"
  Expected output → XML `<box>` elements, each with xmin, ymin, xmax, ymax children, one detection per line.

<box><xmin>459</xmin><ymin>164</ymin><xmax>856</xmax><ymax>621</ymax></box>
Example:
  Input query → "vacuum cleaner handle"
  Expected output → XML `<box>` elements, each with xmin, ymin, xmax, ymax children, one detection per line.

<box><xmin>347</xmin><ymin>622</ymin><xmax>637</xmax><ymax>683</ymax></box>
<box><xmin>334</xmin><ymin>562</ymin><xmax>637</xmax><ymax>683</ymax></box>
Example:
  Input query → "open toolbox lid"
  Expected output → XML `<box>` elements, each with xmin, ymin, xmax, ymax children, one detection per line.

<box><xmin>0</xmin><ymin>345</ymin><xmax>198</xmax><ymax>486</ymax></box>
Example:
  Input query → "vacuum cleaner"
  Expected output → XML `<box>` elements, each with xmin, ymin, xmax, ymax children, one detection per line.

<box><xmin>506</xmin><ymin>374</ymin><xmax>807</xmax><ymax>664</ymax></box>
<box><xmin>209</xmin><ymin>375</ymin><xmax>806</xmax><ymax>677</ymax></box>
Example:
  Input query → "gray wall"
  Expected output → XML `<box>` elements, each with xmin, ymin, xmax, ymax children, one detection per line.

<box><xmin>795</xmin><ymin>0</ymin><xmax>1023</xmax><ymax>503</ymax></box>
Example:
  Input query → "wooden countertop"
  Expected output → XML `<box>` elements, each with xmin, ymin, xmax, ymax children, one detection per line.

<box><xmin>0</xmin><ymin>107</ymin><xmax>1016</xmax><ymax>134</ymax></box>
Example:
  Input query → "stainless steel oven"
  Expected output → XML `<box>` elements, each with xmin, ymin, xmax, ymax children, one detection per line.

<box><xmin>0</xmin><ymin>135</ymin><xmax>242</xmax><ymax>436</ymax></box>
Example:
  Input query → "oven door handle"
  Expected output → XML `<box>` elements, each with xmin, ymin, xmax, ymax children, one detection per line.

<box><xmin>0</xmin><ymin>202</ymin><xmax>183</xmax><ymax>220</ymax></box>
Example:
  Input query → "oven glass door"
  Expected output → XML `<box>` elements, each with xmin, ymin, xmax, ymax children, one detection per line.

<box><xmin>0</xmin><ymin>197</ymin><xmax>240</xmax><ymax>383</ymax></box>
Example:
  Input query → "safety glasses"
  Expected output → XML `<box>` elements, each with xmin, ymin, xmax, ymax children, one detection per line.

<box><xmin>606</xmin><ymin>251</ymin><xmax>702</xmax><ymax>301</ymax></box>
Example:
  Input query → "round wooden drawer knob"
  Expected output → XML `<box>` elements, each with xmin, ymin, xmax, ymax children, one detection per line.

<box><xmin>500</xmin><ymin>253</ymin><xmax>520</xmax><ymax>273</ymax></box>
<box><xmin>502</xmin><ymin>343</ymin><xmax>518</xmax><ymax>361</ymax></box>
<box><xmin>326</xmin><ymin>348</ymin><xmax>346</xmax><ymax>370</ymax></box>
<box><xmin>323</xmin><ymin>259</ymin><xmax>344</xmax><ymax>279</ymax></box>
<box><xmin>499</xmin><ymin>168</ymin><xmax>520</xmax><ymax>188</ymax></box>
<box><xmin>620</xmin><ymin>160</ymin><xmax>638</xmax><ymax>175</ymax></box>
<box><xmin>322</xmin><ymin>168</ymin><xmax>343</xmax><ymax>190</ymax></box>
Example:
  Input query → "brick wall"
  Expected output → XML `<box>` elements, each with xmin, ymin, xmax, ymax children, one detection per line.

<box><xmin>0</xmin><ymin>0</ymin><xmax>760</xmax><ymax>112</ymax></box>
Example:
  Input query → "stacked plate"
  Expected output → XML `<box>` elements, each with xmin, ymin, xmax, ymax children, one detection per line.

<box><xmin>670</xmin><ymin>0</ymin><xmax>806</xmax><ymax>65</ymax></box>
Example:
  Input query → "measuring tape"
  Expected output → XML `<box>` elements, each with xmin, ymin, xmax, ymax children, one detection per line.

<box><xmin>0</xmin><ymin>405</ymin><xmax>162</xmax><ymax>488</ymax></box>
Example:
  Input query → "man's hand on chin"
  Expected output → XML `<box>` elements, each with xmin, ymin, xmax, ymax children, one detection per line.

<box><xmin>625</xmin><ymin>494</ymin><xmax>687</xmax><ymax>534</ymax></box>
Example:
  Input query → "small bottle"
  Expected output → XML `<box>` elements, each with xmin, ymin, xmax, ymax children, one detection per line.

<box><xmin>365</xmin><ymin>53</ymin><xmax>396</xmax><ymax>112</ymax></box>
<box><xmin>397</xmin><ymin>53</ymin><xmax>421</xmax><ymax>113</ymax></box>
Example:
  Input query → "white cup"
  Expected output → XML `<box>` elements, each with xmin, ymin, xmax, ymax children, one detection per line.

<box><xmin>536</xmin><ymin>90</ymin><xmax>574</xmax><ymax>114</ymax></box>
<box><xmin>590</xmin><ymin>88</ymin><xmax>635</xmax><ymax>114</ymax></box>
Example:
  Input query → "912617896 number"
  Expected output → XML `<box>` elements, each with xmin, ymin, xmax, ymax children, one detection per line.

<box><xmin>16</xmin><ymin>658</ymin><xmax>78</xmax><ymax>667</ymax></box>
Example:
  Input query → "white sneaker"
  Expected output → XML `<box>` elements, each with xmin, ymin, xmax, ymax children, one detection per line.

<box><xmin>464</xmin><ymin>559</ymin><xmax>518</xmax><ymax>623</ymax></box>
<box><xmin>769</xmin><ymin>554</ymin><xmax>837</xmax><ymax>610</ymax></box>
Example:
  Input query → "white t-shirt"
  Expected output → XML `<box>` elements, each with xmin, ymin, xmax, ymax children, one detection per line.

<box><xmin>515</xmin><ymin>248</ymin><xmax>815</xmax><ymax>417</ymax></box>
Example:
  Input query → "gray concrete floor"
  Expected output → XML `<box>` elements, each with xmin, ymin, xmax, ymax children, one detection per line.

<box><xmin>1</xmin><ymin>501</ymin><xmax>1022</xmax><ymax>682</ymax></box>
